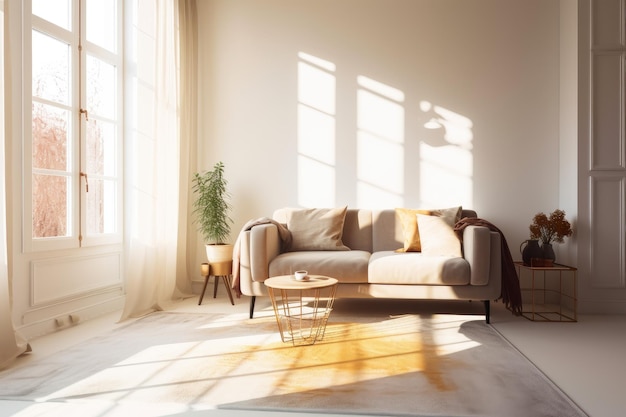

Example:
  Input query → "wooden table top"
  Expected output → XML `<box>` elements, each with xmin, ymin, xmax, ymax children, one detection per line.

<box><xmin>264</xmin><ymin>275</ymin><xmax>338</xmax><ymax>290</ymax></box>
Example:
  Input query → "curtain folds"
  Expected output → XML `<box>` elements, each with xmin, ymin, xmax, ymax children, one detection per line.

<box><xmin>0</xmin><ymin>112</ymin><xmax>30</xmax><ymax>369</ymax></box>
<box><xmin>177</xmin><ymin>0</ymin><xmax>198</xmax><ymax>295</ymax></box>
<box><xmin>1</xmin><ymin>3</ymin><xmax>30</xmax><ymax>369</ymax></box>
<box><xmin>0</xmin><ymin>253</ymin><xmax>29</xmax><ymax>371</ymax></box>
<box><xmin>120</xmin><ymin>0</ymin><xmax>196</xmax><ymax>320</ymax></box>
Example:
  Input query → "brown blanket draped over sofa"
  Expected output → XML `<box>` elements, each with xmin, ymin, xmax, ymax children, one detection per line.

<box><xmin>454</xmin><ymin>217</ymin><xmax>522</xmax><ymax>316</ymax></box>
<box><xmin>231</xmin><ymin>217</ymin><xmax>292</xmax><ymax>297</ymax></box>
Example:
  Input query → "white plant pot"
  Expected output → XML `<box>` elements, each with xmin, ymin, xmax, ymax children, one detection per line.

<box><xmin>205</xmin><ymin>243</ymin><xmax>233</xmax><ymax>263</ymax></box>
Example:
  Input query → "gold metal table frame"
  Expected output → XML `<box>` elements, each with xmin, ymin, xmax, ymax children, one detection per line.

<box><xmin>265</xmin><ymin>275</ymin><xmax>338</xmax><ymax>346</ymax></box>
<box><xmin>514</xmin><ymin>262</ymin><xmax>577</xmax><ymax>322</ymax></box>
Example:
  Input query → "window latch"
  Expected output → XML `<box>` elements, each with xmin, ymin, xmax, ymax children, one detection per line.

<box><xmin>80</xmin><ymin>172</ymin><xmax>89</xmax><ymax>192</ymax></box>
<box><xmin>80</xmin><ymin>108</ymin><xmax>89</xmax><ymax>121</ymax></box>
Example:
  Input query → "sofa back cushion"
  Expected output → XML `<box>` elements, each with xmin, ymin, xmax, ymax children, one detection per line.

<box><xmin>372</xmin><ymin>210</ymin><xmax>405</xmax><ymax>252</ymax></box>
<box><xmin>273</xmin><ymin>207</ymin><xmax>477</xmax><ymax>254</ymax></box>
<box><xmin>341</xmin><ymin>209</ymin><xmax>374</xmax><ymax>251</ymax></box>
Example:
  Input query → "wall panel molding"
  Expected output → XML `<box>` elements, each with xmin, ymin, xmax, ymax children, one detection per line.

<box><xmin>31</xmin><ymin>252</ymin><xmax>123</xmax><ymax>306</ymax></box>
<box><xmin>591</xmin><ymin>0</ymin><xmax>625</xmax><ymax>49</ymax></box>
<box><xmin>590</xmin><ymin>51</ymin><xmax>625</xmax><ymax>170</ymax></box>
<box><xmin>589</xmin><ymin>175</ymin><xmax>626</xmax><ymax>288</ymax></box>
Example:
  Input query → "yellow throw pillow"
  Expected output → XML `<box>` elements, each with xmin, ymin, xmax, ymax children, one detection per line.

<box><xmin>395</xmin><ymin>208</ymin><xmax>431</xmax><ymax>252</ymax></box>
<box><xmin>395</xmin><ymin>206</ymin><xmax>462</xmax><ymax>252</ymax></box>
<box><xmin>286</xmin><ymin>206</ymin><xmax>350</xmax><ymax>251</ymax></box>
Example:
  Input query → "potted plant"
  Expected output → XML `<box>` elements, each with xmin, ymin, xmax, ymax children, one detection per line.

<box><xmin>192</xmin><ymin>161</ymin><xmax>234</xmax><ymax>263</ymax></box>
<box><xmin>528</xmin><ymin>209</ymin><xmax>573</xmax><ymax>265</ymax></box>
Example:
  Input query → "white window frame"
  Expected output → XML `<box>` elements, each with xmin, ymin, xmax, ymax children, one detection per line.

<box><xmin>24</xmin><ymin>0</ymin><xmax>123</xmax><ymax>252</ymax></box>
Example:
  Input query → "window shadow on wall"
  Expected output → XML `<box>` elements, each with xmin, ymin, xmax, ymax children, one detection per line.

<box><xmin>297</xmin><ymin>52</ymin><xmax>473</xmax><ymax>209</ymax></box>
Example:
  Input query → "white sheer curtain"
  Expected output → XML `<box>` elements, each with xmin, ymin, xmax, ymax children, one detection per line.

<box><xmin>0</xmin><ymin>130</ymin><xmax>27</xmax><ymax>369</ymax></box>
<box><xmin>120</xmin><ymin>0</ymin><xmax>196</xmax><ymax>320</ymax></box>
<box><xmin>0</xmin><ymin>0</ymin><xmax>30</xmax><ymax>369</ymax></box>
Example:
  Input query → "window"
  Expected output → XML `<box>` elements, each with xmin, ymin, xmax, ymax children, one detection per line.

<box><xmin>27</xmin><ymin>0</ymin><xmax>122</xmax><ymax>250</ymax></box>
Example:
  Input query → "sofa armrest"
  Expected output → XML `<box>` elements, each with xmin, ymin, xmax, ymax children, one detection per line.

<box><xmin>240</xmin><ymin>223</ymin><xmax>282</xmax><ymax>283</ymax></box>
<box><xmin>462</xmin><ymin>225</ymin><xmax>500</xmax><ymax>286</ymax></box>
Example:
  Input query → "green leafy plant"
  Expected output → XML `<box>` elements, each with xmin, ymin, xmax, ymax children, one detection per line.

<box><xmin>192</xmin><ymin>161</ymin><xmax>233</xmax><ymax>244</ymax></box>
<box><xmin>529</xmin><ymin>209</ymin><xmax>573</xmax><ymax>244</ymax></box>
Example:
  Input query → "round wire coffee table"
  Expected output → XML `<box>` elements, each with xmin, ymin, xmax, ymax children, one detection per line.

<box><xmin>264</xmin><ymin>275</ymin><xmax>338</xmax><ymax>346</ymax></box>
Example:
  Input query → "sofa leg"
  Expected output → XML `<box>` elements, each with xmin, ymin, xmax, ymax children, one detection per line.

<box><xmin>483</xmin><ymin>300</ymin><xmax>491</xmax><ymax>324</ymax></box>
<box><xmin>249</xmin><ymin>296</ymin><xmax>256</xmax><ymax>319</ymax></box>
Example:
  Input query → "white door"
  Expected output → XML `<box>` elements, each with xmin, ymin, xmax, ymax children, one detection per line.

<box><xmin>578</xmin><ymin>0</ymin><xmax>626</xmax><ymax>313</ymax></box>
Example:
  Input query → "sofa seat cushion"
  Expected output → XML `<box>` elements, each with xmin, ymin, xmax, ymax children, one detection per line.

<box><xmin>368</xmin><ymin>251</ymin><xmax>470</xmax><ymax>285</ymax></box>
<box><xmin>269</xmin><ymin>250</ymin><xmax>370</xmax><ymax>284</ymax></box>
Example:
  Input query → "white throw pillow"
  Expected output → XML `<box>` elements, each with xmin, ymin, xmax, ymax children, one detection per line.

<box><xmin>395</xmin><ymin>206</ymin><xmax>462</xmax><ymax>252</ymax></box>
<box><xmin>416</xmin><ymin>212</ymin><xmax>462</xmax><ymax>257</ymax></box>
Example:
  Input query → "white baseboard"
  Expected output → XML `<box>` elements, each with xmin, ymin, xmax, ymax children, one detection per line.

<box><xmin>578</xmin><ymin>298</ymin><xmax>626</xmax><ymax>315</ymax></box>
<box><xmin>17</xmin><ymin>296</ymin><xmax>126</xmax><ymax>341</ymax></box>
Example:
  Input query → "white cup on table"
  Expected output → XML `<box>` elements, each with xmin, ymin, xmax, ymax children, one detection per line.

<box><xmin>294</xmin><ymin>270</ymin><xmax>308</xmax><ymax>281</ymax></box>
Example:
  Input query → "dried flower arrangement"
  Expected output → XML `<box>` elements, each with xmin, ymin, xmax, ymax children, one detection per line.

<box><xmin>529</xmin><ymin>209</ymin><xmax>573</xmax><ymax>245</ymax></box>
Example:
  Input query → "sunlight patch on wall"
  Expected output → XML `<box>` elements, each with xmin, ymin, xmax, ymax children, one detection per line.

<box><xmin>296</xmin><ymin>53</ymin><xmax>473</xmax><ymax>209</ymax></box>
<box><xmin>297</xmin><ymin>52</ymin><xmax>336</xmax><ymax>207</ymax></box>
<box><xmin>419</xmin><ymin>101</ymin><xmax>473</xmax><ymax>208</ymax></box>
<box><xmin>357</xmin><ymin>76</ymin><xmax>405</xmax><ymax>208</ymax></box>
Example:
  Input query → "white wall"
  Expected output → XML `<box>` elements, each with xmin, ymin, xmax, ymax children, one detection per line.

<box><xmin>195</xmin><ymin>0</ymin><xmax>569</xmax><ymax>265</ymax></box>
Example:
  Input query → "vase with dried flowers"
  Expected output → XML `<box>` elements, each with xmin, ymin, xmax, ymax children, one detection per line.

<box><xmin>528</xmin><ymin>209</ymin><xmax>573</xmax><ymax>265</ymax></box>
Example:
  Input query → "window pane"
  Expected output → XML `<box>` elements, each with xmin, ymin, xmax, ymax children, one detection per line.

<box><xmin>32</xmin><ymin>30</ymin><xmax>70</xmax><ymax>105</ymax></box>
<box><xmin>87</xmin><ymin>119</ymin><xmax>116</xmax><ymax>176</ymax></box>
<box><xmin>32</xmin><ymin>102</ymin><xmax>70</xmax><ymax>171</ymax></box>
<box><xmin>86</xmin><ymin>55</ymin><xmax>116</xmax><ymax>120</ymax></box>
<box><xmin>86</xmin><ymin>178</ymin><xmax>116</xmax><ymax>234</ymax></box>
<box><xmin>86</xmin><ymin>0</ymin><xmax>116</xmax><ymax>52</ymax></box>
<box><xmin>32</xmin><ymin>0</ymin><xmax>71</xmax><ymax>30</ymax></box>
<box><xmin>32</xmin><ymin>174</ymin><xmax>69</xmax><ymax>238</ymax></box>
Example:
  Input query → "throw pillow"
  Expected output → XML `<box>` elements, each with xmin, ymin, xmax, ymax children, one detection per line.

<box><xmin>286</xmin><ymin>206</ymin><xmax>350</xmax><ymax>251</ymax></box>
<box><xmin>395</xmin><ymin>206</ymin><xmax>462</xmax><ymax>252</ymax></box>
<box><xmin>395</xmin><ymin>208</ymin><xmax>431</xmax><ymax>252</ymax></box>
<box><xmin>416</xmin><ymin>212</ymin><xmax>462</xmax><ymax>257</ymax></box>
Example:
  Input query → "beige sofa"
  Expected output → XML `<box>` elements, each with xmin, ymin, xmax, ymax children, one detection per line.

<box><xmin>237</xmin><ymin>207</ymin><xmax>502</xmax><ymax>323</ymax></box>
